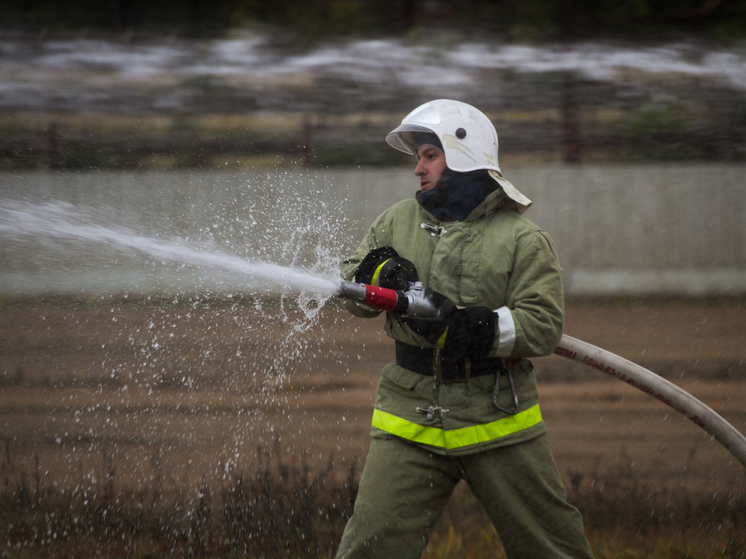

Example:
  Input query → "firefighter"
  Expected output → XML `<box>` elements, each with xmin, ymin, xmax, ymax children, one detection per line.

<box><xmin>336</xmin><ymin>99</ymin><xmax>594</xmax><ymax>558</ymax></box>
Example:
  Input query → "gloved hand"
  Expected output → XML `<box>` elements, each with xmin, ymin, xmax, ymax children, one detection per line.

<box><xmin>353</xmin><ymin>246</ymin><xmax>418</xmax><ymax>291</ymax></box>
<box><xmin>403</xmin><ymin>292</ymin><xmax>496</xmax><ymax>359</ymax></box>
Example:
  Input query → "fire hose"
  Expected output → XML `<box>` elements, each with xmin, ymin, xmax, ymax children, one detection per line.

<box><xmin>336</xmin><ymin>280</ymin><xmax>746</xmax><ymax>468</ymax></box>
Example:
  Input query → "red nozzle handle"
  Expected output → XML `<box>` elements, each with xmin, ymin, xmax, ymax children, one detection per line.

<box><xmin>361</xmin><ymin>284</ymin><xmax>408</xmax><ymax>312</ymax></box>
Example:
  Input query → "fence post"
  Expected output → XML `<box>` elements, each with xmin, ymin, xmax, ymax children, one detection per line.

<box><xmin>303</xmin><ymin>117</ymin><xmax>315</xmax><ymax>168</ymax></box>
<box><xmin>561</xmin><ymin>72</ymin><xmax>581</xmax><ymax>164</ymax></box>
<box><xmin>49</xmin><ymin>122</ymin><xmax>61</xmax><ymax>170</ymax></box>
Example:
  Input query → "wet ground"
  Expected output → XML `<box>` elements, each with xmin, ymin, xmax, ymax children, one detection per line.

<box><xmin>1</xmin><ymin>298</ymin><xmax>745</xmax><ymax>497</ymax></box>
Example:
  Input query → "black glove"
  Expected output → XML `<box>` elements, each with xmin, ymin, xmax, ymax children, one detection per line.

<box><xmin>403</xmin><ymin>292</ymin><xmax>496</xmax><ymax>359</ymax></box>
<box><xmin>353</xmin><ymin>246</ymin><xmax>418</xmax><ymax>291</ymax></box>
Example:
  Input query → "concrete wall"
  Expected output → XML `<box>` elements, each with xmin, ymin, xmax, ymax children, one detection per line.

<box><xmin>507</xmin><ymin>165</ymin><xmax>746</xmax><ymax>296</ymax></box>
<box><xmin>1</xmin><ymin>165</ymin><xmax>744</xmax><ymax>296</ymax></box>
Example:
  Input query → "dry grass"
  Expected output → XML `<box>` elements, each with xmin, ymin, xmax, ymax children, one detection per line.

<box><xmin>2</xmin><ymin>445</ymin><xmax>744</xmax><ymax>559</ymax></box>
<box><xmin>1</xmin><ymin>441</ymin><xmax>358</xmax><ymax>559</ymax></box>
<box><xmin>1</xmin><ymin>433</ymin><xmax>744</xmax><ymax>559</ymax></box>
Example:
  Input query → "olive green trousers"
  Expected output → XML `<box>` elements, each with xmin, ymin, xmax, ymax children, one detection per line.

<box><xmin>335</xmin><ymin>435</ymin><xmax>594</xmax><ymax>559</ymax></box>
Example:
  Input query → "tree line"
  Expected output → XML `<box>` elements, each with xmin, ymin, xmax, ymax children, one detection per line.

<box><xmin>2</xmin><ymin>0</ymin><xmax>744</xmax><ymax>38</ymax></box>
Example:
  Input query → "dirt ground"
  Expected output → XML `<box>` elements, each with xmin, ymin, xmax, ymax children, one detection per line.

<box><xmin>1</xmin><ymin>298</ymin><xmax>745</xmax><ymax>499</ymax></box>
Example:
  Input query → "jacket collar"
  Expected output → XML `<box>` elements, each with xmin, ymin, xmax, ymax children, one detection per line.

<box><xmin>416</xmin><ymin>186</ymin><xmax>509</xmax><ymax>222</ymax></box>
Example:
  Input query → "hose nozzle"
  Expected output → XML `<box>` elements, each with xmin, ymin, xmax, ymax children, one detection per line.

<box><xmin>336</xmin><ymin>280</ymin><xmax>438</xmax><ymax>318</ymax></box>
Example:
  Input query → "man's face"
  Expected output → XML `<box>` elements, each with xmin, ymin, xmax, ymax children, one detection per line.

<box><xmin>415</xmin><ymin>145</ymin><xmax>447</xmax><ymax>192</ymax></box>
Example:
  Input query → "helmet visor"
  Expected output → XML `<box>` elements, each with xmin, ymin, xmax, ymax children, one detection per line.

<box><xmin>386</xmin><ymin>123</ymin><xmax>438</xmax><ymax>155</ymax></box>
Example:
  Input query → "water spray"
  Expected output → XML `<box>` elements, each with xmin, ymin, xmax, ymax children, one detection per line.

<box><xmin>3</xmin><ymin>202</ymin><xmax>744</xmax><ymax>466</ymax></box>
<box><xmin>335</xmin><ymin>281</ymin><xmax>746</xmax><ymax>468</ymax></box>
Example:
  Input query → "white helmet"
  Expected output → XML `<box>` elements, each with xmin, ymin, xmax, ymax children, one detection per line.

<box><xmin>386</xmin><ymin>99</ymin><xmax>532</xmax><ymax>212</ymax></box>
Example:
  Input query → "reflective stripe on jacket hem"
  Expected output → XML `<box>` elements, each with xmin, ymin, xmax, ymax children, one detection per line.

<box><xmin>371</xmin><ymin>404</ymin><xmax>542</xmax><ymax>450</ymax></box>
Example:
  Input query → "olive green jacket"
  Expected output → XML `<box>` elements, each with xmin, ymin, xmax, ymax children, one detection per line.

<box><xmin>341</xmin><ymin>186</ymin><xmax>564</xmax><ymax>456</ymax></box>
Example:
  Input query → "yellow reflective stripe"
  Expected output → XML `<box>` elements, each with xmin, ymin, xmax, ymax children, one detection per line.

<box><xmin>437</xmin><ymin>327</ymin><xmax>448</xmax><ymax>349</ymax></box>
<box><xmin>372</xmin><ymin>408</ymin><xmax>447</xmax><ymax>447</ymax></box>
<box><xmin>370</xmin><ymin>259</ymin><xmax>390</xmax><ymax>287</ymax></box>
<box><xmin>371</xmin><ymin>404</ymin><xmax>542</xmax><ymax>450</ymax></box>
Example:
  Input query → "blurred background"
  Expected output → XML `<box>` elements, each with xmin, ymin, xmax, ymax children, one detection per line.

<box><xmin>1</xmin><ymin>1</ymin><xmax>746</xmax><ymax>558</ymax></box>
<box><xmin>3</xmin><ymin>0</ymin><xmax>746</xmax><ymax>171</ymax></box>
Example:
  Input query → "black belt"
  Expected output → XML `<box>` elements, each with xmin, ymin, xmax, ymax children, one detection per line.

<box><xmin>395</xmin><ymin>341</ymin><xmax>504</xmax><ymax>383</ymax></box>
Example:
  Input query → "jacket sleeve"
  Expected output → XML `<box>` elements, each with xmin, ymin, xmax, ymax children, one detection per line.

<box><xmin>493</xmin><ymin>230</ymin><xmax>564</xmax><ymax>358</ymax></box>
<box><xmin>339</xmin><ymin>213</ymin><xmax>392</xmax><ymax>318</ymax></box>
